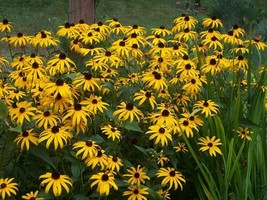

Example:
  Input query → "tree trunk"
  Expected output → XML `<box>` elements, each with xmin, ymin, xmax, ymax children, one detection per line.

<box><xmin>68</xmin><ymin>0</ymin><xmax>96</xmax><ymax>24</ymax></box>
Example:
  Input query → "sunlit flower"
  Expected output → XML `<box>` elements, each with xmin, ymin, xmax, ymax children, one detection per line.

<box><xmin>85</xmin><ymin>149</ymin><xmax>108</xmax><ymax>170</ymax></box>
<box><xmin>0</xmin><ymin>19</ymin><xmax>13</xmax><ymax>32</ymax></box>
<box><xmin>146</xmin><ymin>34</ymin><xmax>167</xmax><ymax>46</ymax></box>
<box><xmin>109</xmin><ymin>39</ymin><xmax>132</xmax><ymax>59</ymax></box>
<box><xmin>11</xmin><ymin>101</ymin><xmax>36</xmax><ymax>125</ymax></box>
<box><xmin>39</xmin><ymin>125</ymin><xmax>73</xmax><ymax>150</ymax></box>
<box><xmin>202</xmin><ymin>36</ymin><xmax>223</xmax><ymax>50</ymax></box>
<box><xmin>83</xmin><ymin>94</ymin><xmax>109</xmax><ymax>114</ymax></box>
<box><xmin>113</xmin><ymin>102</ymin><xmax>144</xmax><ymax>122</ymax></box>
<box><xmin>193</xmin><ymin>100</ymin><xmax>219</xmax><ymax>118</ymax></box>
<box><xmin>157</xmin><ymin>150</ymin><xmax>169</xmax><ymax>167</ymax></box>
<box><xmin>39</xmin><ymin>172</ymin><xmax>72</xmax><ymax>197</ymax></box>
<box><xmin>172</xmin><ymin>15</ymin><xmax>198</xmax><ymax>33</ymax></box>
<box><xmin>73</xmin><ymin>140</ymin><xmax>99</xmax><ymax>160</ymax></box>
<box><xmin>157</xmin><ymin>188</ymin><xmax>171</xmax><ymax>200</ymax></box>
<box><xmin>14</xmin><ymin>129</ymin><xmax>38</xmax><ymax>151</ymax></box>
<box><xmin>125</xmin><ymin>24</ymin><xmax>146</xmax><ymax>36</ymax></box>
<box><xmin>31</xmin><ymin>30</ymin><xmax>59</xmax><ymax>47</ymax></box>
<box><xmin>0</xmin><ymin>178</ymin><xmax>18</xmax><ymax>200</ymax></box>
<box><xmin>174</xmin><ymin>28</ymin><xmax>198</xmax><ymax>41</ymax></box>
<box><xmin>33</xmin><ymin>110</ymin><xmax>60</xmax><ymax>129</ymax></box>
<box><xmin>151</xmin><ymin>26</ymin><xmax>172</xmax><ymax>37</ymax></box>
<box><xmin>202</xmin><ymin>16</ymin><xmax>223</xmax><ymax>28</ymax></box>
<box><xmin>57</xmin><ymin>22</ymin><xmax>79</xmax><ymax>38</ymax></box>
<box><xmin>230</xmin><ymin>24</ymin><xmax>245</xmax><ymax>38</ymax></box>
<box><xmin>101</xmin><ymin>125</ymin><xmax>121</xmax><ymax>141</ymax></box>
<box><xmin>107</xmin><ymin>155</ymin><xmax>123</xmax><ymax>172</ymax></box>
<box><xmin>134</xmin><ymin>89</ymin><xmax>157</xmax><ymax>109</ymax></box>
<box><xmin>44</xmin><ymin>78</ymin><xmax>72</xmax><ymax>98</ymax></box>
<box><xmin>9</xmin><ymin>32</ymin><xmax>31</xmax><ymax>47</ymax></box>
<box><xmin>80</xmin><ymin>29</ymin><xmax>102</xmax><ymax>45</ymax></box>
<box><xmin>142</xmin><ymin>70</ymin><xmax>168</xmax><ymax>91</ymax></box>
<box><xmin>123</xmin><ymin>185</ymin><xmax>149</xmax><ymax>200</ymax></box>
<box><xmin>178</xmin><ymin>118</ymin><xmax>198</xmax><ymax>138</ymax></box>
<box><xmin>156</xmin><ymin>167</ymin><xmax>186</xmax><ymax>190</ymax></box>
<box><xmin>150</xmin><ymin>104</ymin><xmax>178</xmax><ymax>127</ymax></box>
<box><xmin>47</xmin><ymin>53</ymin><xmax>76</xmax><ymax>75</ymax></box>
<box><xmin>146</xmin><ymin>124</ymin><xmax>172</xmax><ymax>146</ymax></box>
<box><xmin>22</xmin><ymin>190</ymin><xmax>44</xmax><ymax>200</ymax></box>
<box><xmin>123</xmin><ymin>165</ymin><xmax>150</xmax><ymax>186</ymax></box>
<box><xmin>90</xmin><ymin>171</ymin><xmax>118</xmax><ymax>196</ymax></box>
<box><xmin>126</xmin><ymin>33</ymin><xmax>147</xmax><ymax>47</ymax></box>
<box><xmin>198</xmin><ymin>136</ymin><xmax>222</xmax><ymax>156</ymax></box>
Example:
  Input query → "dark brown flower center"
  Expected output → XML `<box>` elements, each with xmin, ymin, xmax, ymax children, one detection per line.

<box><xmin>210</xmin><ymin>59</ymin><xmax>216</xmax><ymax>65</ymax></box>
<box><xmin>0</xmin><ymin>183</ymin><xmax>7</xmax><ymax>189</ymax></box>
<box><xmin>74</xmin><ymin>103</ymin><xmax>82</xmax><ymax>111</ymax></box>
<box><xmin>84</xmin><ymin>73</ymin><xmax>92</xmax><ymax>80</ymax></box>
<box><xmin>59</xmin><ymin>53</ymin><xmax>66</xmax><ymax>60</ymax></box>
<box><xmin>228</xmin><ymin>30</ymin><xmax>233</xmax><ymax>36</ymax></box>
<box><xmin>185</xmin><ymin>63</ymin><xmax>191</xmax><ymax>70</ymax></box>
<box><xmin>158</xmin><ymin>57</ymin><xmax>163</xmax><ymax>63</ymax></box>
<box><xmin>111</xmin><ymin>128</ymin><xmax>116</xmax><ymax>132</ymax></box>
<box><xmin>183</xmin><ymin>55</ymin><xmax>189</xmax><ymax>60</ymax></box>
<box><xmin>184</xmin><ymin>16</ymin><xmax>190</xmax><ymax>21</ymax></box>
<box><xmin>155</xmin><ymin>34</ymin><xmax>161</xmax><ymax>38</ymax></box>
<box><xmin>43</xmin><ymin>111</ymin><xmax>50</xmax><ymax>117</ymax></box>
<box><xmin>211</xmin><ymin>36</ymin><xmax>217</xmax><ymax>41</ymax></box>
<box><xmin>203</xmin><ymin>101</ymin><xmax>209</xmax><ymax>107</ymax></box>
<box><xmin>22</xmin><ymin>130</ymin><xmax>29</xmax><ymax>137</ymax></box>
<box><xmin>173</xmin><ymin>44</ymin><xmax>179</xmax><ymax>50</ymax></box>
<box><xmin>97</xmin><ymin>150</ymin><xmax>103</xmax><ymax>157</ymax></box>
<box><xmin>238</xmin><ymin>55</ymin><xmax>244</xmax><ymax>60</ymax></box>
<box><xmin>183</xmin><ymin>120</ymin><xmax>189</xmax><ymax>126</ymax></box>
<box><xmin>65</xmin><ymin>22</ymin><xmax>71</xmax><ymax>28</ymax></box>
<box><xmin>119</xmin><ymin>41</ymin><xmax>125</xmax><ymax>46</ymax></box>
<box><xmin>134</xmin><ymin>172</ymin><xmax>140</xmax><ymax>178</ymax></box>
<box><xmin>191</xmin><ymin>79</ymin><xmax>196</xmax><ymax>84</ymax></box>
<box><xmin>92</xmin><ymin>99</ymin><xmax>98</xmax><ymax>104</ymax></box>
<box><xmin>87</xmin><ymin>32</ymin><xmax>93</xmax><ymax>37</ymax></box>
<box><xmin>19</xmin><ymin>107</ymin><xmax>25</xmax><ymax>113</ymax></box>
<box><xmin>184</xmin><ymin>28</ymin><xmax>190</xmax><ymax>33</ymax></box>
<box><xmin>17</xmin><ymin>33</ymin><xmax>23</xmax><ymax>37</ymax></box>
<box><xmin>86</xmin><ymin>140</ymin><xmax>93</xmax><ymax>147</ymax></box>
<box><xmin>98</xmin><ymin>22</ymin><xmax>103</xmax><ymax>26</ymax></box>
<box><xmin>19</xmin><ymin>57</ymin><xmax>24</xmax><ymax>61</ymax></box>
<box><xmin>162</xmin><ymin>109</ymin><xmax>169</xmax><ymax>116</ymax></box>
<box><xmin>112</xmin><ymin>156</ymin><xmax>118</xmax><ymax>162</ymax></box>
<box><xmin>126</xmin><ymin>103</ymin><xmax>134</xmax><ymax>110</ymax></box>
<box><xmin>208</xmin><ymin>28</ymin><xmax>214</xmax><ymax>33</ymax></box>
<box><xmin>145</xmin><ymin>92</ymin><xmax>152</xmax><ymax>98</ymax></box>
<box><xmin>56</xmin><ymin>79</ymin><xmax>64</xmax><ymax>86</ymax></box>
<box><xmin>32</xmin><ymin>62</ymin><xmax>39</xmax><ymax>69</ymax></box>
<box><xmin>233</xmin><ymin>24</ymin><xmax>239</xmax><ymax>29</ymax></box>
<box><xmin>105</xmin><ymin>51</ymin><xmax>111</xmax><ymax>57</ymax></box>
<box><xmin>30</xmin><ymin>197</ymin><xmax>36</xmax><ymax>200</ymax></box>
<box><xmin>158</xmin><ymin>42</ymin><xmax>164</xmax><ymax>48</ymax></box>
<box><xmin>211</xmin><ymin>16</ymin><xmax>217</xmax><ymax>20</ymax></box>
<box><xmin>3</xmin><ymin>19</ymin><xmax>8</xmax><ymax>25</ymax></box>
<box><xmin>159</xmin><ymin>127</ymin><xmax>165</xmax><ymax>134</ymax></box>
<box><xmin>169</xmin><ymin>170</ymin><xmax>176</xmax><ymax>177</ymax></box>
<box><xmin>41</xmin><ymin>33</ymin><xmax>47</xmax><ymax>38</ymax></box>
<box><xmin>51</xmin><ymin>126</ymin><xmax>59</xmax><ymax>133</ymax></box>
<box><xmin>208</xmin><ymin>142</ymin><xmax>213</xmax><ymax>147</ymax></box>
<box><xmin>133</xmin><ymin>25</ymin><xmax>138</xmax><ymax>29</ymax></box>
<box><xmin>154</xmin><ymin>72</ymin><xmax>161</xmax><ymax>80</ymax></box>
<box><xmin>102</xmin><ymin>174</ymin><xmax>109</xmax><ymax>181</ymax></box>
<box><xmin>134</xmin><ymin>189</ymin><xmax>139</xmax><ymax>194</ymax></box>
<box><xmin>52</xmin><ymin>171</ymin><xmax>60</xmax><ymax>179</ymax></box>
<box><xmin>189</xmin><ymin>116</ymin><xmax>194</xmax><ymax>121</ymax></box>
<box><xmin>131</xmin><ymin>33</ymin><xmax>137</xmax><ymax>38</ymax></box>
<box><xmin>132</xmin><ymin>44</ymin><xmax>138</xmax><ymax>49</ymax></box>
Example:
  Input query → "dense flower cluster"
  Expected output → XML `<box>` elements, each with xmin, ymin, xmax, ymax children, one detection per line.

<box><xmin>0</xmin><ymin>15</ymin><xmax>266</xmax><ymax>199</ymax></box>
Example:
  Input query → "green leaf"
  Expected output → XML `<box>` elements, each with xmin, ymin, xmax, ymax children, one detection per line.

<box><xmin>134</xmin><ymin>145</ymin><xmax>152</xmax><ymax>157</ymax></box>
<box><xmin>71</xmin><ymin>163</ymin><xmax>81</xmax><ymax>180</ymax></box>
<box><xmin>0</xmin><ymin>100</ymin><xmax>8</xmax><ymax>118</ymax></box>
<box><xmin>9</xmin><ymin>125</ymin><xmax>22</xmax><ymax>133</ymax></box>
<box><xmin>89</xmin><ymin>134</ymin><xmax>105</xmax><ymax>143</ymax></box>
<box><xmin>239</xmin><ymin>118</ymin><xmax>261</xmax><ymax>129</ymax></box>
<box><xmin>73</xmin><ymin>194</ymin><xmax>90</xmax><ymax>200</ymax></box>
<box><xmin>30</xmin><ymin>145</ymin><xmax>56</xmax><ymax>169</ymax></box>
<box><xmin>147</xmin><ymin>187</ymin><xmax>163</xmax><ymax>200</ymax></box>
<box><xmin>124</xmin><ymin>121</ymin><xmax>143</xmax><ymax>133</ymax></box>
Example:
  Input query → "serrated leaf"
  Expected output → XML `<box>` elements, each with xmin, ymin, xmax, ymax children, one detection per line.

<box><xmin>0</xmin><ymin>100</ymin><xmax>8</xmax><ymax>118</ymax></box>
<box><xmin>124</xmin><ymin>121</ymin><xmax>143</xmax><ymax>133</ymax></box>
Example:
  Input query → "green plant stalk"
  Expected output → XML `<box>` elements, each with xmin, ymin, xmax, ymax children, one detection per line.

<box><xmin>182</xmin><ymin>134</ymin><xmax>219</xmax><ymax>200</ymax></box>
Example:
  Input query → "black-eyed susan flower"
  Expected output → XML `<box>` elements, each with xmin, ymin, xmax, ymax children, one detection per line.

<box><xmin>123</xmin><ymin>185</ymin><xmax>149</xmax><ymax>200</ymax></box>
<box><xmin>91</xmin><ymin>21</ymin><xmax>111</xmax><ymax>35</ymax></box>
<box><xmin>90</xmin><ymin>171</ymin><xmax>118</xmax><ymax>196</ymax></box>
<box><xmin>146</xmin><ymin>124</ymin><xmax>172</xmax><ymax>146</ymax></box>
<box><xmin>201</xmin><ymin>57</ymin><xmax>222</xmax><ymax>75</ymax></box>
<box><xmin>10</xmin><ymin>55</ymin><xmax>26</xmax><ymax>70</ymax></box>
<box><xmin>0</xmin><ymin>178</ymin><xmax>18</xmax><ymax>200</ymax></box>
<box><xmin>62</xmin><ymin>102</ymin><xmax>92</xmax><ymax>127</ymax></box>
<box><xmin>57</xmin><ymin>22</ymin><xmax>79</xmax><ymax>38</ymax></box>
<box><xmin>79</xmin><ymin>45</ymin><xmax>105</xmax><ymax>57</ymax></box>
<box><xmin>83</xmin><ymin>94</ymin><xmax>109</xmax><ymax>114</ymax></box>
<box><xmin>110</xmin><ymin>23</ymin><xmax>127</xmax><ymax>35</ymax></box>
<box><xmin>14</xmin><ymin>129</ymin><xmax>38</xmax><ymax>151</ymax></box>
<box><xmin>198</xmin><ymin>136</ymin><xmax>222</xmax><ymax>156</ymax></box>
<box><xmin>80</xmin><ymin>29</ymin><xmax>102</xmax><ymax>45</ymax></box>
<box><xmin>93</xmin><ymin>50</ymin><xmax>122</xmax><ymax>68</ymax></box>
<box><xmin>101</xmin><ymin>125</ymin><xmax>121</xmax><ymax>141</ymax></box>
<box><xmin>156</xmin><ymin>167</ymin><xmax>185</xmax><ymax>190</ymax></box>
<box><xmin>125</xmin><ymin>24</ymin><xmax>146</xmax><ymax>36</ymax></box>
<box><xmin>151</xmin><ymin>26</ymin><xmax>172</xmax><ymax>37</ymax></box>
<box><xmin>142</xmin><ymin>70</ymin><xmax>168</xmax><ymax>91</ymax></box>
<box><xmin>39</xmin><ymin>125</ymin><xmax>72</xmax><ymax>150</ymax></box>
<box><xmin>0</xmin><ymin>19</ymin><xmax>13</xmax><ymax>32</ymax></box>
<box><xmin>174</xmin><ymin>28</ymin><xmax>198</xmax><ymax>41</ymax></box>
<box><xmin>44</xmin><ymin>78</ymin><xmax>72</xmax><ymax>98</ymax></box>
<box><xmin>150</xmin><ymin>104</ymin><xmax>178</xmax><ymax>127</ymax></box>
<box><xmin>70</xmin><ymin>39</ymin><xmax>83</xmax><ymax>53</ymax></box>
<box><xmin>234</xmin><ymin>55</ymin><xmax>248</xmax><ymax>71</ymax></box>
<box><xmin>113</xmin><ymin>102</ymin><xmax>144</xmax><ymax>122</ymax></box>
<box><xmin>134</xmin><ymin>89</ymin><xmax>157</xmax><ymax>110</ymax></box>
<box><xmin>172</xmin><ymin>15</ymin><xmax>198</xmax><ymax>33</ymax></box>
<box><xmin>202</xmin><ymin>16</ymin><xmax>223</xmax><ymax>28</ymax></box>
<box><xmin>174</xmin><ymin>142</ymin><xmax>188</xmax><ymax>153</ymax></box>
<box><xmin>39</xmin><ymin>172</ymin><xmax>72</xmax><ymax>197</ymax></box>
<box><xmin>202</xmin><ymin>36</ymin><xmax>223</xmax><ymax>50</ymax></box>
<box><xmin>107</xmin><ymin>155</ymin><xmax>123</xmax><ymax>172</ymax></box>
<box><xmin>230</xmin><ymin>44</ymin><xmax>249</xmax><ymax>54</ymax></box>
<box><xmin>11</xmin><ymin>101</ymin><xmax>36</xmax><ymax>125</ymax></box>
<box><xmin>73</xmin><ymin>140</ymin><xmax>99</xmax><ymax>160</ymax></box>
<box><xmin>31</xmin><ymin>30</ymin><xmax>59</xmax><ymax>47</ymax></box>
<box><xmin>85</xmin><ymin>149</ymin><xmax>108</xmax><ymax>170</ymax></box>
<box><xmin>178</xmin><ymin>118</ymin><xmax>198</xmax><ymax>138</ymax></box>
<box><xmin>126</xmin><ymin>33</ymin><xmax>147</xmax><ymax>47</ymax></box>
<box><xmin>200</xmin><ymin>28</ymin><xmax>221</xmax><ymax>39</ymax></box>
<box><xmin>157</xmin><ymin>188</ymin><xmax>171</xmax><ymax>200</ymax></box>
<box><xmin>75</xmin><ymin>19</ymin><xmax>90</xmax><ymax>32</ymax></box>
<box><xmin>148</xmin><ymin>42</ymin><xmax>172</xmax><ymax>57</ymax></box>
<box><xmin>246</xmin><ymin>35</ymin><xmax>267</xmax><ymax>51</ymax></box>
<box><xmin>194</xmin><ymin>100</ymin><xmax>219</xmax><ymax>118</ymax></box>
<box><xmin>9</xmin><ymin>32</ymin><xmax>31</xmax><ymax>47</ymax></box>
<box><xmin>171</xmin><ymin>43</ymin><xmax>188</xmax><ymax>57</ymax></box>
<box><xmin>231</xmin><ymin>24</ymin><xmax>245</xmax><ymax>38</ymax></box>
<box><xmin>47</xmin><ymin>53</ymin><xmax>76</xmax><ymax>75</ymax></box>
<box><xmin>109</xmin><ymin>39</ymin><xmax>132</xmax><ymax>59</ymax></box>
<box><xmin>24</xmin><ymin>62</ymin><xmax>46</xmax><ymax>83</ymax></box>
<box><xmin>157</xmin><ymin>150</ymin><xmax>169</xmax><ymax>167</ymax></box>
<box><xmin>146</xmin><ymin>34</ymin><xmax>167</xmax><ymax>46</ymax></box>
<box><xmin>237</xmin><ymin>127</ymin><xmax>253</xmax><ymax>141</ymax></box>
<box><xmin>33</xmin><ymin>110</ymin><xmax>60</xmax><ymax>129</ymax></box>
<box><xmin>73</xmin><ymin>72</ymin><xmax>100</xmax><ymax>92</ymax></box>
<box><xmin>130</xmin><ymin>43</ymin><xmax>144</xmax><ymax>59</ymax></box>
<box><xmin>22</xmin><ymin>190</ymin><xmax>44</xmax><ymax>200</ymax></box>
<box><xmin>123</xmin><ymin>165</ymin><xmax>150</xmax><ymax>186</ymax></box>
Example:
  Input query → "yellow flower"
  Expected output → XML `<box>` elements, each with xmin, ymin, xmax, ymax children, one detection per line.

<box><xmin>198</xmin><ymin>136</ymin><xmax>222</xmax><ymax>156</ymax></box>
<box><xmin>142</xmin><ymin>70</ymin><xmax>168</xmax><ymax>91</ymax></box>
<box><xmin>39</xmin><ymin>125</ymin><xmax>73</xmax><ymax>150</ymax></box>
<box><xmin>151</xmin><ymin>26</ymin><xmax>172</xmax><ymax>37</ymax></box>
<box><xmin>33</xmin><ymin>110</ymin><xmax>60</xmax><ymax>129</ymax></box>
<box><xmin>11</xmin><ymin>101</ymin><xmax>36</xmax><ymax>125</ymax></box>
<box><xmin>156</xmin><ymin>167</ymin><xmax>186</xmax><ymax>190</ymax></box>
<box><xmin>9</xmin><ymin>32</ymin><xmax>31</xmax><ymax>47</ymax></box>
<box><xmin>125</xmin><ymin>24</ymin><xmax>146</xmax><ymax>36</ymax></box>
<box><xmin>150</xmin><ymin>104</ymin><xmax>178</xmax><ymax>127</ymax></box>
<box><xmin>146</xmin><ymin>124</ymin><xmax>172</xmax><ymax>146</ymax></box>
<box><xmin>202</xmin><ymin>16</ymin><xmax>223</xmax><ymax>28</ymax></box>
<box><xmin>39</xmin><ymin>172</ymin><xmax>72</xmax><ymax>197</ymax></box>
<box><xmin>72</xmin><ymin>140</ymin><xmax>99</xmax><ymax>160</ymax></box>
<box><xmin>44</xmin><ymin>78</ymin><xmax>72</xmax><ymax>98</ymax></box>
<box><xmin>174</xmin><ymin>142</ymin><xmax>188</xmax><ymax>153</ymax></box>
<box><xmin>83</xmin><ymin>95</ymin><xmax>109</xmax><ymax>114</ymax></box>
<box><xmin>123</xmin><ymin>185</ymin><xmax>149</xmax><ymax>200</ymax></box>
<box><xmin>134</xmin><ymin>89</ymin><xmax>157</xmax><ymax>110</ymax></box>
<box><xmin>107</xmin><ymin>155</ymin><xmax>123</xmax><ymax>172</ymax></box>
<box><xmin>22</xmin><ymin>190</ymin><xmax>44</xmax><ymax>200</ymax></box>
<box><xmin>0</xmin><ymin>19</ymin><xmax>13</xmax><ymax>32</ymax></box>
<box><xmin>237</xmin><ymin>127</ymin><xmax>253</xmax><ymax>141</ymax></box>
<box><xmin>193</xmin><ymin>100</ymin><xmax>219</xmax><ymax>118</ymax></box>
<box><xmin>123</xmin><ymin>165</ymin><xmax>150</xmax><ymax>186</ymax></box>
<box><xmin>14</xmin><ymin>129</ymin><xmax>38</xmax><ymax>151</ymax></box>
<box><xmin>85</xmin><ymin>149</ymin><xmax>108</xmax><ymax>170</ymax></box>
<box><xmin>113</xmin><ymin>102</ymin><xmax>144</xmax><ymax>122</ymax></box>
<box><xmin>57</xmin><ymin>22</ymin><xmax>79</xmax><ymax>38</ymax></box>
<box><xmin>0</xmin><ymin>178</ymin><xmax>18</xmax><ymax>200</ymax></box>
<box><xmin>101</xmin><ymin>125</ymin><xmax>121</xmax><ymax>141</ymax></box>
<box><xmin>31</xmin><ymin>30</ymin><xmax>59</xmax><ymax>47</ymax></box>
<box><xmin>90</xmin><ymin>171</ymin><xmax>118</xmax><ymax>196</ymax></box>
